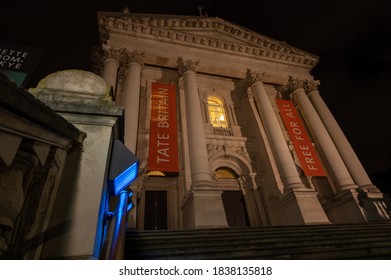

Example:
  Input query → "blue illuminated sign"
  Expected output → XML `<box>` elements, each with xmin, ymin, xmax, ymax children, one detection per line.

<box><xmin>108</xmin><ymin>140</ymin><xmax>139</xmax><ymax>196</ymax></box>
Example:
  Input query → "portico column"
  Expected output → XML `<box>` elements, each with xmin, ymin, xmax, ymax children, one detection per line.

<box><xmin>245</xmin><ymin>70</ymin><xmax>304</xmax><ymax>190</ymax></box>
<box><xmin>100</xmin><ymin>46</ymin><xmax>122</xmax><ymax>94</ymax></box>
<box><xmin>177</xmin><ymin>58</ymin><xmax>214</xmax><ymax>189</ymax></box>
<box><xmin>245</xmin><ymin>70</ymin><xmax>329</xmax><ymax>225</ymax></box>
<box><xmin>119</xmin><ymin>50</ymin><xmax>144</xmax><ymax>153</ymax></box>
<box><xmin>303</xmin><ymin>80</ymin><xmax>389</xmax><ymax>222</ymax></box>
<box><xmin>305</xmin><ymin>80</ymin><xmax>375</xmax><ymax>189</ymax></box>
<box><xmin>289</xmin><ymin>77</ymin><xmax>357</xmax><ymax>191</ymax></box>
<box><xmin>178</xmin><ymin>57</ymin><xmax>227</xmax><ymax>228</ymax></box>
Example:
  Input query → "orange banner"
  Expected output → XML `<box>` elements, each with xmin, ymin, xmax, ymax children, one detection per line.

<box><xmin>148</xmin><ymin>83</ymin><xmax>179</xmax><ymax>174</ymax></box>
<box><xmin>276</xmin><ymin>99</ymin><xmax>326</xmax><ymax>176</ymax></box>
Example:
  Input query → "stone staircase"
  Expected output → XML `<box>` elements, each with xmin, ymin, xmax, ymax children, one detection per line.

<box><xmin>124</xmin><ymin>222</ymin><xmax>391</xmax><ymax>259</ymax></box>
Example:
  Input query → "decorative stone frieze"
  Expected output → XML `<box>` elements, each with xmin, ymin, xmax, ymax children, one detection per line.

<box><xmin>98</xmin><ymin>13</ymin><xmax>318</xmax><ymax>68</ymax></box>
<box><xmin>206</xmin><ymin>138</ymin><xmax>250</xmax><ymax>162</ymax></box>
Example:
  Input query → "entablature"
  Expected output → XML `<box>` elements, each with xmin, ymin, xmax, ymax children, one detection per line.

<box><xmin>97</xmin><ymin>12</ymin><xmax>318</xmax><ymax>71</ymax></box>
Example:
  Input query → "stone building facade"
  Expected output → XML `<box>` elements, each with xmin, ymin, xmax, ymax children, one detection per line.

<box><xmin>93</xmin><ymin>11</ymin><xmax>390</xmax><ymax>230</ymax></box>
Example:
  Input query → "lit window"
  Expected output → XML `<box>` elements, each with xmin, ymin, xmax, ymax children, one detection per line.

<box><xmin>147</xmin><ymin>170</ymin><xmax>166</xmax><ymax>177</ymax></box>
<box><xmin>207</xmin><ymin>96</ymin><xmax>228</xmax><ymax>128</ymax></box>
<box><xmin>215</xmin><ymin>167</ymin><xmax>238</xmax><ymax>179</ymax></box>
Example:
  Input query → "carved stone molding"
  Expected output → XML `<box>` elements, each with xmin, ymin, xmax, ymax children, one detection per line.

<box><xmin>92</xmin><ymin>46</ymin><xmax>125</xmax><ymax>75</ymax></box>
<box><xmin>281</xmin><ymin>77</ymin><xmax>320</xmax><ymax>99</ymax></box>
<box><xmin>124</xmin><ymin>49</ymin><xmax>145</xmax><ymax>66</ymax></box>
<box><xmin>98</xmin><ymin>13</ymin><xmax>318</xmax><ymax>68</ymax></box>
<box><xmin>244</xmin><ymin>69</ymin><xmax>265</xmax><ymax>85</ymax></box>
<box><xmin>177</xmin><ymin>57</ymin><xmax>199</xmax><ymax>76</ymax></box>
<box><xmin>116</xmin><ymin>50</ymin><xmax>145</xmax><ymax>91</ymax></box>
<box><xmin>102</xmin><ymin>46</ymin><xmax>125</xmax><ymax>63</ymax></box>
<box><xmin>285</xmin><ymin>76</ymin><xmax>306</xmax><ymax>93</ymax></box>
<box><xmin>304</xmin><ymin>79</ymin><xmax>320</xmax><ymax>93</ymax></box>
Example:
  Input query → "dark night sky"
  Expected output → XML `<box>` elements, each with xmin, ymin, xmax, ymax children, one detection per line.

<box><xmin>1</xmin><ymin>0</ymin><xmax>390</xmax><ymax>176</ymax></box>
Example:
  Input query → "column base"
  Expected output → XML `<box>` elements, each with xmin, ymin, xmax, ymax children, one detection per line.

<box><xmin>325</xmin><ymin>188</ymin><xmax>390</xmax><ymax>223</ymax></box>
<box><xmin>356</xmin><ymin>188</ymin><xmax>390</xmax><ymax>221</ymax></box>
<box><xmin>182</xmin><ymin>189</ymin><xmax>228</xmax><ymax>229</ymax></box>
<box><xmin>269</xmin><ymin>188</ymin><xmax>330</xmax><ymax>225</ymax></box>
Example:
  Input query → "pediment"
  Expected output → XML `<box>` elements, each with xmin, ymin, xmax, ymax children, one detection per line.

<box><xmin>97</xmin><ymin>12</ymin><xmax>318</xmax><ymax>68</ymax></box>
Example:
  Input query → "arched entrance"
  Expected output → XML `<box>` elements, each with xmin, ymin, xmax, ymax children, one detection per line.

<box><xmin>214</xmin><ymin>167</ymin><xmax>250</xmax><ymax>228</ymax></box>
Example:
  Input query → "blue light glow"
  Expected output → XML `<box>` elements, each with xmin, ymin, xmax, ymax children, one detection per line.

<box><xmin>111</xmin><ymin>161</ymin><xmax>139</xmax><ymax>196</ymax></box>
<box><xmin>127</xmin><ymin>202</ymin><xmax>134</xmax><ymax>212</ymax></box>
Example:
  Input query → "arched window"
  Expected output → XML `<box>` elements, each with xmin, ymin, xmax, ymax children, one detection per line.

<box><xmin>207</xmin><ymin>96</ymin><xmax>228</xmax><ymax>128</ymax></box>
<box><xmin>146</xmin><ymin>170</ymin><xmax>165</xmax><ymax>177</ymax></box>
<box><xmin>215</xmin><ymin>167</ymin><xmax>238</xmax><ymax>179</ymax></box>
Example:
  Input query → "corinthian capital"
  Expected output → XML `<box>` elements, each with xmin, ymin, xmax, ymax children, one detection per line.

<box><xmin>177</xmin><ymin>57</ymin><xmax>199</xmax><ymax>75</ymax></box>
<box><xmin>102</xmin><ymin>46</ymin><xmax>125</xmax><ymax>62</ymax></box>
<box><xmin>244</xmin><ymin>69</ymin><xmax>265</xmax><ymax>85</ymax></box>
<box><xmin>124</xmin><ymin>50</ymin><xmax>145</xmax><ymax>66</ymax></box>
<box><xmin>304</xmin><ymin>79</ymin><xmax>320</xmax><ymax>93</ymax></box>
<box><xmin>285</xmin><ymin>76</ymin><xmax>306</xmax><ymax>93</ymax></box>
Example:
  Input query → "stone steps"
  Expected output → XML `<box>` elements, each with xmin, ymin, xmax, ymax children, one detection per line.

<box><xmin>124</xmin><ymin>222</ymin><xmax>391</xmax><ymax>259</ymax></box>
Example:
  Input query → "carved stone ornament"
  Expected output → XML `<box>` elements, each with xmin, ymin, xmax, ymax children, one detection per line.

<box><xmin>304</xmin><ymin>79</ymin><xmax>320</xmax><ymax>93</ymax></box>
<box><xmin>102</xmin><ymin>46</ymin><xmax>125</xmax><ymax>62</ymax></box>
<box><xmin>98</xmin><ymin>14</ymin><xmax>319</xmax><ymax>68</ymax></box>
<box><xmin>124</xmin><ymin>50</ymin><xmax>145</xmax><ymax>66</ymax></box>
<box><xmin>177</xmin><ymin>57</ymin><xmax>199</xmax><ymax>75</ymax></box>
<box><xmin>285</xmin><ymin>76</ymin><xmax>306</xmax><ymax>93</ymax></box>
<box><xmin>244</xmin><ymin>69</ymin><xmax>265</xmax><ymax>85</ymax></box>
<box><xmin>276</xmin><ymin>85</ymin><xmax>293</xmax><ymax>100</ymax></box>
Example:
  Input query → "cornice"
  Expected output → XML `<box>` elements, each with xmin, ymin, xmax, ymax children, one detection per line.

<box><xmin>97</xmin><ymin>12</ymin><xmax>319</xmax><ymax>69</ymax></box>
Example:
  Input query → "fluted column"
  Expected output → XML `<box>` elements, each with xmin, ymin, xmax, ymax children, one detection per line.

<box><xmin>245</xmin><ymin>70</ymin><xmax>304</xmax><ymax>190</ymax></box>
<box><xmin>177</xmin><ymin>58</ymin><xmax>213</xmax><ymax>189</ymax></box>
<box><xmin>305</xmin><ymin>80</ymin><xmax>375</xmax><ymax>189</ymax></box>
<box><xmin>120</xmin><ymin>50</ymin><xmax>144</xmax><ymax>153</ymax></box>
<box><xmin>100</xmin><ymin>46</ymin><xmax>123</xmax><ymax>93</ymax></box>
<box><xmin>288</xmin><ymin>77</ymin><xmax>357</xmax><ymax>191</ymax></box>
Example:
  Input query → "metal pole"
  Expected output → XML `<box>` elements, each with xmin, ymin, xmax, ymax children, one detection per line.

<box><xmin>108</xmin><ymin>190</ymin><xmax>128</xmax><ymax>259</ymax></box>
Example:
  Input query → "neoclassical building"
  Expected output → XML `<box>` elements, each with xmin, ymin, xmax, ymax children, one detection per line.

<box><xmin>93</xmin><ymin>11</ymin><xmax>390</xmax><ymax>230</ymax></box>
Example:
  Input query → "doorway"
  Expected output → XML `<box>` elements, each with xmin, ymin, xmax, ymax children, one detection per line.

<box><xmin>144</xmin><ymin>190</ymin><xmax>168</xmax><ymax>230</ymax></box>
<box><xmin>222</xmin><ymin>191</ymin><xmax>250</xmax><ymax>228</ymax></box>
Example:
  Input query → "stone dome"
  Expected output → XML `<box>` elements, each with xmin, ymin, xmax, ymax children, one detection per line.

<box><xmin>36</xmin><ymin>69</ymin><xmax>109</xmax><ymax>96</ymax></box>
